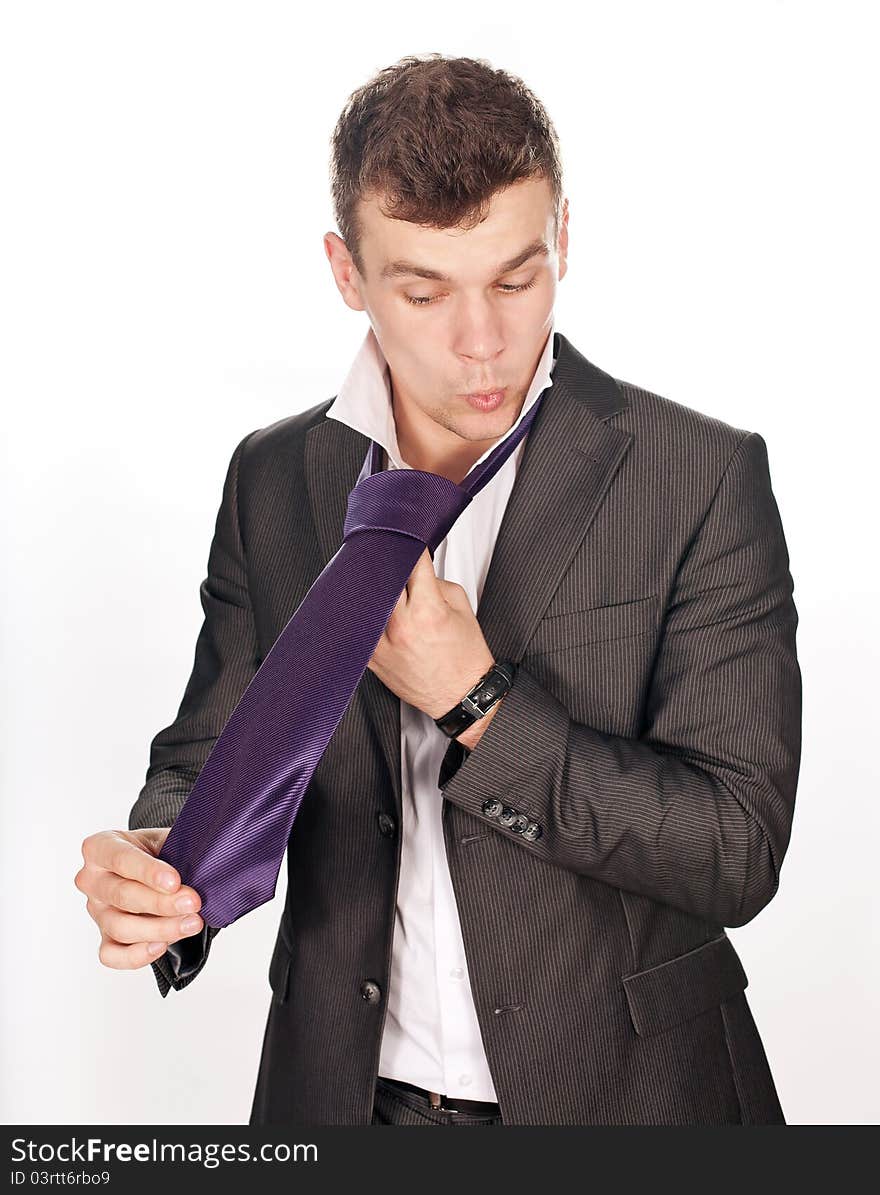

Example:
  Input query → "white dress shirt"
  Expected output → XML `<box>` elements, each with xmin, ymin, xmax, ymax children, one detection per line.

<box><xmin>325</xmin><ymin>321</ymin><xmax>558</xmax><ymax>1100</ymax></box>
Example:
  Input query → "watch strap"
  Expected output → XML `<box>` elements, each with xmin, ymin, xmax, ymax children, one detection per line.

<box><xmin>434</xmin><ymin>660</ymin><xmax>517</xmax><ymax>739</ymax></box>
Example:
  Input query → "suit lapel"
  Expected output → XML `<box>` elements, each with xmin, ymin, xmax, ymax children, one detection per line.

<box><xmin>303</xmin><ymin>331</ymin><xmax>634</xmax><ymax>811</ymax></box>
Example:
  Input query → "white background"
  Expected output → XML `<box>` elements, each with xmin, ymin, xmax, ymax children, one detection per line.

<box><xmin>2</xmin><ymin>0</ymin><xmax>877</xmax><ymax>1127</ymax></box>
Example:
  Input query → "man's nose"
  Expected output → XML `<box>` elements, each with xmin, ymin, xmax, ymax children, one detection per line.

<box><xmin>452</xmin><ymin>298</ymin><xmax>505</xmax><ymax>366</ymax></box>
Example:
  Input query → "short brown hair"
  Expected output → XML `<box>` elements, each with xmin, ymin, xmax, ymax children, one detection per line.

<box><xmin>329</xmin><ymin>54</ymin><xmax>564</xmax><ymax>278</ymax></box>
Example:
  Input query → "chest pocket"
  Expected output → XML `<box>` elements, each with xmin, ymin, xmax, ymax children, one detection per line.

<box><xmin>524</xmin><ymin>593</ymin><xmax>660</xmax><ymax>657</ymax></box>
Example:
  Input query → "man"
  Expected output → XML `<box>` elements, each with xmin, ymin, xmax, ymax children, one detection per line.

<box><xmin>74</xmin><ymin>54</ymin><xmax>802</xmax><ymax>1126</ymax></box>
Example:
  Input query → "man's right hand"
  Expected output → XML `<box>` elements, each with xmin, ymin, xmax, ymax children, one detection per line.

<box><xmin>75</xmin><ymin>829</ymin><xmax>204</xmax><ymax>969</ymax></box>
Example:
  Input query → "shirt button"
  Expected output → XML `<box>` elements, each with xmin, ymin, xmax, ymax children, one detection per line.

<box><xmin>459</xmin><ymin>1074</ymin><xmax>472</xmax><ymax>1086</ymax></box>
<box><xmin>449</xmin><ymin>967</ymin><xmax>464</xmax><ymax>980</ymax></box>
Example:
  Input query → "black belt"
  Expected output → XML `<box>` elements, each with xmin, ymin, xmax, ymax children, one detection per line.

<box><xmin>378</xmin><ymin>1076</ymin><xmax>501</xmax><ymax>1116</ymax></box>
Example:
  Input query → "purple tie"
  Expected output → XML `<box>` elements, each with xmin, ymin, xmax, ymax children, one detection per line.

<box><xmin>156</xmin><ymin>387</ymin><xmax>549</xmax><ymax>986</ymax></box>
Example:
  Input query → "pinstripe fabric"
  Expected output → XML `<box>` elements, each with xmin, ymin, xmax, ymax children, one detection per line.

<box><xmin>129</xmin><ymin>331</ymin><xmax>801</xmax><ymax>1125</ymax></box>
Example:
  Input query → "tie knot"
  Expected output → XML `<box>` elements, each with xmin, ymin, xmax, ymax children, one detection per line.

<box><xmin>343</xmin><ymin>468</ymin><xmax>472</xmax><ymax>552</ymax></box>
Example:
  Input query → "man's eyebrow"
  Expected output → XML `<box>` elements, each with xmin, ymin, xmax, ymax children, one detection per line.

<box><xmin>380</xmin><ymin>237</ymin><xmax>550</xmax><ymax>282</ymax></box>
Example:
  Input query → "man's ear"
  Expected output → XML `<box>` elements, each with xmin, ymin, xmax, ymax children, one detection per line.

<box><xmin>557</xmin><ymin>196</ymin><xmax>569</xmax><ymax>281</ymax></box>
<box><xmin>323</xmin><ymin>231</ymin><xmax>367</xmax><ymax>312</ymax></box>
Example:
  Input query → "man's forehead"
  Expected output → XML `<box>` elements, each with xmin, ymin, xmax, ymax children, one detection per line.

<box><xmin>356</xmin><ymin>177</ymin><xmax>556</xmax><ymax>280</ymax></box>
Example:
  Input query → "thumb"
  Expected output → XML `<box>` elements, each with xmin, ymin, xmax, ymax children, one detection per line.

<box><xmin>436</xmin><ymin>577</ymin><xmax>471</xmax><ymax>610</ymax></box>
<box><xmin>128</xmin><ymin>827</ymin><xmax>172</xmax><ymax>857</ymax></box>
<box><xmin>405</xmin><ymin>546</ymin><xmax>440</xmax><ymax>595</ymax></box>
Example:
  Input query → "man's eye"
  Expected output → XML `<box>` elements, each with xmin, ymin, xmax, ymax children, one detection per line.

<box><xmin>403</xmin><ymin>277</ymin><xmax>538</xmax><ymax>307</ymax></box>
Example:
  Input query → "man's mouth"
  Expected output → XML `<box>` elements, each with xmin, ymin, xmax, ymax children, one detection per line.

<box><xmin>460</xmin><ymin>387</ymin><xmax>507</xmax><ymax>411</ymax></box>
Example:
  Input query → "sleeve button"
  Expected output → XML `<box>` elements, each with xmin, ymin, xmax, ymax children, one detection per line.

<box><xmin>481</xmin><ymin>798</ymin><xmax>503</xmax><ymax>818</ymax></box>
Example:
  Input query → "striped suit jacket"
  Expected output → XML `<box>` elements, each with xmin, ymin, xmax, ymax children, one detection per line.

<box><xmin>128</xmin><ymin>331</ymin><xmax>802</xmax><ymax>1125</ymax></box>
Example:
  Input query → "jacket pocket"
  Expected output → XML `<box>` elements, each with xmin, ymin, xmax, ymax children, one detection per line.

<box><xmin>622</xmin><ymin>933</ymin><xmax>749</xmax><ymax>1037</ymax></box>
<box><xmin>526</xmin><ymin>594</ymin><xmax>660</xmax><ymax>657</ymax></box>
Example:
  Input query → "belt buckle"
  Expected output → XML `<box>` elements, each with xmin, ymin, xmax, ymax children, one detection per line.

<box><xmin>428</xmin><ymin>1090</ymin><xmax>460</xmax><ymax>1115</ymax></box>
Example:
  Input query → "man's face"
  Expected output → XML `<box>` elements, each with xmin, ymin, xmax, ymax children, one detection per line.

<box><xmin>325</xmin><ymin>175</ymin><xmax>568</xmax><ymax>465</ymax></box>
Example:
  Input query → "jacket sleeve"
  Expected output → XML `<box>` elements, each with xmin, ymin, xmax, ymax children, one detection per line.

<box><xmin>128</xmin><ymin>429</ymin><xmax>260</xmax><ymax>995</ymax></box>
<box><xmin>438</xmin><ymin>431</ymin><xmax>802</xmax><ymax>928</ymax></box>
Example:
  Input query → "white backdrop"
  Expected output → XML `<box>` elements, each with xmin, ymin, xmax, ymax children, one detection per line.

<box><xmin>2</xmin><ymin>0</ymin><xmax>876</xmax><ymax>1127</ymax></box>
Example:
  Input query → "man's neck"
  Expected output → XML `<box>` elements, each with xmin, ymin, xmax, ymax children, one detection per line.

<box><xmin>392</xmin><ymin>389</ymin><xmax>523</xmax><ymax>485</ymax></box>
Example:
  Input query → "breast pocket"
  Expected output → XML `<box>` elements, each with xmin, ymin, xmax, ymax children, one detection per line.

<box><xmin>525</xmin><ymin>593</ymin><xmax>661</xmax><ymax>658</ymax></box>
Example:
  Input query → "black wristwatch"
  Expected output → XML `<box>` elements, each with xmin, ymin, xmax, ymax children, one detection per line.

<box><xmin>434</xmin><ymin>660</ymin><xmax>517</xmax><ymax>739</ymax></box>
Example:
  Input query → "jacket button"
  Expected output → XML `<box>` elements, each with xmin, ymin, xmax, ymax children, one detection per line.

<box><xmin>377</xmin><ymin>813</ymin><xmax>396</xmax><ymax>837</ymax></box>
<box><xmin>360</xmin><ymin>980</ymin><xmax>382</xmax><ymax>1004</ymax></box>
<box><xmin>481</xmin><ymin>798</ymin><xmax>503</xmax><ymax>818</ymax></box>
<box><xmin>511</xmin><ymin>813</ymin><xmax>530</xmax><ymax>833</ymax></box>
<box><xmin>498</xmin><ymin>805</ymin><xmax>518</xmax><ymax>827</ymax></box>
<box><xmin>522</xmin><ymin>821</ymin><xmax>543</xmax><ymax>842</ymax></box>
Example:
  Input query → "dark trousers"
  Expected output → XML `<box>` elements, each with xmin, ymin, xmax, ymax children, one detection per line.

<box><xmin>371</xmin><ymin>1078</ymin><xmax>504</xmax><ymax>1126</ymax></box>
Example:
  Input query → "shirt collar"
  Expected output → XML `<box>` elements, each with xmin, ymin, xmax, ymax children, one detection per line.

<box><xmin>326</xmin><ymin>320</ymin><xmax>558</xmax><ymax>471</ymax></box>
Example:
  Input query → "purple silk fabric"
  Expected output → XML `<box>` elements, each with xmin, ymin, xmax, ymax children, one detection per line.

<box><xmin>158</xmin><ymin>389</ymin><xmax>548</xmax><ymax>930</ymax></box>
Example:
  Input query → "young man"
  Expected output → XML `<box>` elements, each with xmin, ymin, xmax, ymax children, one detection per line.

<box><xmin>75</xmin><ymin>54</ymin><xmax>802</xmax><ymax>1126</ymax></box>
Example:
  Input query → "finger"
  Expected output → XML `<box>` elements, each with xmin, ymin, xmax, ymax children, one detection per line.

<box><xmin>405</xmin><ymin>546</ymin><xmax>438</xmax><ymax>598</ymax></box>
<box><xmin>82</xmin><ymin>830</ymin><xmax>181</xmax><ymax>895</ymax></box>
<box><xmin>130</xmin><ymin>827</ymin><xmax>173</xmax><ymax>857</ymax></box>
<box><xmin>98</xmin><ymin>905</ymin><xmax>204</xmax><ymax>947</ymax></box>
<box><xmin>389</xmin><ymin>584</ymin><xmax>409</xmax><ymax>621</ymax></box>
<box><xmin>390</xmin><ymin>547</ymin><xmax>432</xmax><ymax>613</ymax></box>
<box><xmin>435</xmin><ymin>577</ymin><xmax>471</xmax><ymax>609</ymax></box>
<box><xmin>79</xmin><ymin>866</ymin><xmax>202</xmax><ymax>917</ymax></box>
<box><xmin>97</xmin><ymin>933</ymin><xmax>170</xmax><ymax>971</ymax></box>
<box><xmin>84</xmin><ymin>892</ymin><xmax>108</xmax><ymax>916</ymax></box>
